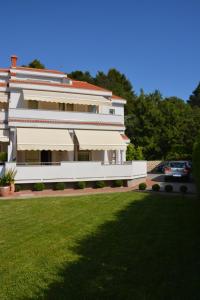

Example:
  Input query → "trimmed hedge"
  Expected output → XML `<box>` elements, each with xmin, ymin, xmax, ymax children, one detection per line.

<box><xmin>95</xmin><ymin>181</ymin><xmax>106</xmax><ymax>188</ymax></box>
<box><xmin>165</xmin><ymin>184</ymin><xmax>173</xmax><ymax>193</ymax></box>
<box><xmin>54</xmin><ymin>182</ymin><xmax>65</xmax><ymax>190</ymax></box>
<box><xmin>33</xmin><ymin>182</ymin><xmax>45</xmax><ymax>191</ymax></box>
<box><xmin>139</xmin><ymin>182</ymin><xmax>147</xmax><ymax>190</ymax></box>
<box><xmin>152</xmin><ymin>184</ymin><xmax>160</xmax><ymax>192</ymax></box>
<box><xmin>113</xmin><ymin>180</ymin><xmax>123</xmax><ymax>187</ymax></box>
<box><xmin>76</xmin><ymin>181</ymin><xmax>86</xmax><ymax>189</ymax></box>
<box><xmin>193</xmin><ymin>136</ymin><xmax>200</xmax><ymax>195</ymax></box>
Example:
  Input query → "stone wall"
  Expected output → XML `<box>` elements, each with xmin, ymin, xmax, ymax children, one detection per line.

<box><xmin>147</xmin><ymin>160</ymin><xmax>163</xmax><ymax>173</ymax></box>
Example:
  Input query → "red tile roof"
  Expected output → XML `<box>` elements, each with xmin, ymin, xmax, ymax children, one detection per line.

<box><xmin>121</xmin><ymin>134</ymin><xmax>130</xmax><ymax>140</ymax></box>
<box><xmin>15</xmin><ymin>66</ymin><xmax>65</xmax><ymax>75</ymax></box>
<box><xmin>70</xmin><ymin>80</ymin><xmax>110</xmax><ymax>92</ymax></box>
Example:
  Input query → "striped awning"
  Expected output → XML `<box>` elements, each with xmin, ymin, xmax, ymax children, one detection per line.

<box><xmin>23</xmin><ymin>90</ymin><xmax>111</xmax><ymax>106</ymax></box>
<box><xmin>17</xmin><ymin>128</ymin><xmax>74</xmax><ymax>151</ymax></box>
<box><xmin>75</xmin><ymin>130</ymin><xmax>127</xmax><ymax>151</ymax></box>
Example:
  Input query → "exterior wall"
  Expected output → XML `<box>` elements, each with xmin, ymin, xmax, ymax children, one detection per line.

<box><xmin>5</xmin><ymin>161</ymin><xmax>147</xmax><ymax>183</ymax></box>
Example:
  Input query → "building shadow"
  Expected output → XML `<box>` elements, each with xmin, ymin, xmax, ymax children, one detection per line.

<box><xmin>29</xmin><ymin>194</ymin><xmax>200</xmax><ymax>300</ymax></box>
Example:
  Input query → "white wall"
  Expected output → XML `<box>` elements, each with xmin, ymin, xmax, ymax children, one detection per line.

<box><xmin>6</xmin><ymin>161</ymin><xmax>147</xmax><ymax>183</ymax></box>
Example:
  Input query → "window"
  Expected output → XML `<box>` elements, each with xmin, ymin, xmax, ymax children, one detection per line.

<box><xmin>109</xmin><ymin>109</ymin><xmax>115</xmax><ymax>115</ymax></box>
<box><xmin>78</xmin><ymin>151</ymin><xmax>90</xmax><ymax>161</ymax></box>
<box><xmin>59</xmin><ymin>103</ymin><xmax>65</xmax><ymax>111</ymax></box>
<box><xmin>28</xmin><ymin>100</ymin><xmax>38</xmax><ymax>109</ymax></box>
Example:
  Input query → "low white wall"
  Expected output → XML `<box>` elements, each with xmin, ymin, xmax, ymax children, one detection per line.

<box><xmin>0</xmin><ymin>165</ymin><xmax>4</xmax><ymax>176</ymax></box>
<box><xmin>5</xmin><ymin>161</ymin><xmax>147</xmax><ymax>183</ymax></box>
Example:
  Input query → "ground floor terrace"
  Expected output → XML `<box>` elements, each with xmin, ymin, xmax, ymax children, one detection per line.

<box><xmin>0</xmin><ymin>128</ymin><xmax>147</xmax><ymax>184</ymax></box>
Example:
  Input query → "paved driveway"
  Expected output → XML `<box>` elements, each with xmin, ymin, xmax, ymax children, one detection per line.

<box><xmin>147</xmin><ymin>173</ymin><xmax>196</xmax><ymax>194</ymax></box>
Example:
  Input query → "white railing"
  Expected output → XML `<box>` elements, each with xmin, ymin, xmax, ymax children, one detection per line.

<box><xmin>5</xmin><ymin>161</ymin><xmax>147</xmax><ymax>183</ymax></box>
<box><xmin>8</xmin><ymin>108</ymin><xmax>124</xmax><ymax>125</ymax></box>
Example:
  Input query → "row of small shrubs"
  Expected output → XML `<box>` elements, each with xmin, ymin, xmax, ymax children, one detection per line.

<box><xmin>138</xmin><ymin>182</ymin><xmax>188</xmax><ymax>193</ymax></box>
<box><xmin>15</xmin><ymin>180</ymin><xmax>123</xmax><ymax>192</ymax></box>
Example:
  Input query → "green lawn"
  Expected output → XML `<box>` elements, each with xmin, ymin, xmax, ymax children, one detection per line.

<box><xmin>0</xmin><ymin>192</ymin><xmax>200</xmax><ymax>300</ymax></box>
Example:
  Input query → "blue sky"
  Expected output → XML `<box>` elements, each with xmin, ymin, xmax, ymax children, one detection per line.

<box><xmin>0</xmin><ymin>0</ymin><xmax>199</xmax><ymax>100</ymax></box>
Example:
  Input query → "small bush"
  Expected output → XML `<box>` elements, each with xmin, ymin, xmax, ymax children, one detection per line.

<box><xmin>33</xmin><ymin>182</ymin><xmax>45</xmax><ymax>191</ymax></box>
<box><xmin>113</xmin><ymin>180</ymin><xmax>123</xmax><ymax>187</ymax></box>
<box><xmin>152</xmin><ymin>184</ymin><xmax>160</xmax><ymax>192</ymax></box>
<box><xmin>139</xmin><ymin>182</ymin><xmax>147</xmax><ymax>190</ymax></box>
<box><xmin>76</xmin><ymin>181</ymin><xmax>86</xmax><ymax>189</ymax></box>
<box><xmin>0</xmin><ymin>152</ymin><xmax>7</xmax><ymax>162</ymax></box>
<box><xmin>54</xmin><ymin>182</ymin><xmax>65</xmax><ymax>190</ymax></box>
<box><xmin>165</xmin><ymin>184</ymin><xmax>173</xmax><ymax>193</ymax></box>
<box><xmin>180</xmin><ymin>185</ymin><xmax>188</xmax><ymax>194</ymax></box>
<box><xmin>15</xmin><ymin>184</ymin><xmax>21</xmax><ymax>192</ymax></box>
<box><xmin>95</xmin><ymin>181</ymin><xmax>106</xmax><ymax>188</ymax></box>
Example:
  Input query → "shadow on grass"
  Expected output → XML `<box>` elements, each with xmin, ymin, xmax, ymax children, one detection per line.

<box><xmin>34</xmin><ymin>194</ymin><xmax>200</xmax><ymax>300</ymax></box>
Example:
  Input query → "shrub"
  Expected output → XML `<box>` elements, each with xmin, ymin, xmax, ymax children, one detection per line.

<box><xmin>113</xmin><ymin>180</ymin><xmax>123</xmax><ymax>187</ymax></box>
<box><xmin>95</xmin><ymin>181</ymin><xmax>106</xmax><ymax>188</ymax></box>
<box><xmin>152</xmin><ymin>184</ymin><xmax>160</xmax><ymax>192</ymax></box>
<box><xmin>54</xmin><ymin>182</ymin><xmax>65</xmax><ymax>190</ymax></box>
<box><xmin>33</xmin><ymin>182</ymin><xmax>45</xmax><ymax>191</ymax></box>
<box><xmin>193</xmin><ymin>136</ymin><xmax>200</xmax><ymax>195</ymax></box>
<box><xmin>15</xmin><ymin>184</ymin><xmax>21</xmax><ymax>192</ymax></box>
<box><xmin>165</xmin><ymin>184</ymin><xmax>173</xmax><ymax>193</ymax></box>
<box><xmin>76</xmin><ymin>181</ymin><xmax>86</xmax><ymax>189</ymax></box>
<box><xmin>180</xmin><ymin>185</ymin><xmax>188</xmax><ymax>194</ymax></box>
<box><xmin>0</xmin><ymin>152</ymin><xmax>7</xmax><ymax>162</ymax></box>
<box><xmin>139</xmin><ymin>182</ymin><xmax>147</xmax><ymax>190</ymax></box>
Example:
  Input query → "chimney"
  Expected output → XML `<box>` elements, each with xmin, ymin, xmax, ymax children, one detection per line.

<box><xmin>11</xmin><ymin>55</ymin><xmax>18</xmax><ymax>68</ymax></box>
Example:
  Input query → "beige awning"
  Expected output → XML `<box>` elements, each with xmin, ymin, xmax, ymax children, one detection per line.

<box><xmin>0</xmin><ymin>92</ymin><xmax>8</xmax><ymax>103</ymax></box>
<box><xmin>23</xmin><ymin>90</ymin><xmax>111</xmax><ymax>106</ymax></box>
<box><xmin>17</xmin><ymin>128</ymin><xmax>74</xmax><ymax>151</ymax></box>
<box><xmin>0</xmin><ymin>129</ymin><xmax>9</xmax><ymax>142</ymax></box>
<box><xmin>75</xmin><ymin>130</ymin><xmax>127</xmax><ymax>151</ymax></box>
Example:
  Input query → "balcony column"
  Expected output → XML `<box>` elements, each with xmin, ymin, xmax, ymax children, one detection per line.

<box><xmin>7</xmin><ymin>129</ymin><xmax>17</xmax><ymax>162</ymax></box>
<box><xmin>116</xmin><ymin>150</ymin><xmax>121</xmax><ymax>164</ymax></box>
<box><xmin>121</xmin><ymin>150</ymin><xmax>126</xmax><ymax>163</ymax></box>
<box><xmin>103</xmin><ymin>150</ymin><xmax>109</xmax><ymax>164</ymax></box>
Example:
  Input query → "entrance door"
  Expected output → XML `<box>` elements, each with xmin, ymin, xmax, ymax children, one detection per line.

<box><xmin>41</xmin><ymin>150</ymin><xmax>52</xmax><ymax>164</ymax></box>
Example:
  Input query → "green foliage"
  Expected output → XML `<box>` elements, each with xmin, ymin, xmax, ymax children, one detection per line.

<box><xmin>5</xmin><ymin>168</ymin><xmax>17</xmax><ymax>184</ymax></box>
<box><xmin>192</xmin><ymin>135</ymin><xmax>200</xmax><ymax>194</ymax></box>
<box><xmin>152</xmin><ymin>184</ymin><xmax>160</xmax><ymax>192</ymax></box>
<box><xmin>139</xmin><ymin>182</ymin><xmax>147</xmax><ymax>190</ymax></box>
<box><xmin>33</xmin><ymin>182</ymin><xmax>45</xmax><ymax>191</ymax></box>
<box><xmin>95</xmin><ymin>181</ymin><xmax>106</xmax><ymax>188</ymax></box>
<box><xmin>126</xmin><ymin>144</ymin><xmax>144</xmax><ymax>161</ymax></box>
<box><xmin>68</xmin><ymin>71</ymin><xmax>94</xmax><ymax>84</ymax></box>
<box><xmin>0</xmin><ymin>174</ymin><xmax>9</xmax><ymax>187</ymax></box>
<box><xmin>180</xmin><ymin>185</ymin><xmax>188</xmax><ymax>194</ymax></box>
<box><xmin>76</xmin><ymin>181</ymin><xmax>86</xmax><ymax>189</ymax></box>
<box><xmin>54</xmin><ymin>182</ymin><xmax>65</xmax><ymax>190</ymax></box>
<box><xmin>188</xmin><ymin>82</ymin><xmax>200</xmax><ymax>107</ymax></box>
<box><xmin>165</xmin><ymin>185</ymin><xmax>173</xmax><ymax>193</ymax></box>
<box><xmin>0</xmin><ymin>152</ymin><xmax>7</xmax><ymax>162</ymax></box>
<box><xmin>113</xmin><ymin>180</ymin><xmax>123</xmax><ymax>187</ymax></box>
<box><xmin>24</xmin><ymin>59</ymin><xmax>45</xmax><ymax>69</ymax></box>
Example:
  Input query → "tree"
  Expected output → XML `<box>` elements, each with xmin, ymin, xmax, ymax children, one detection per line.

<box><xmin>126</xmin><ymin>144</ymin><xmax>144</xmax><ymax>160</ymax></box>
<box><xmin>188</xmin><ymin>82</ymin><xmax>200</xmax><ymax>107</ymax></box>
<box><xmin>68</xmin><ymin>71</ymin><xmax>94</xmax><ymax>84</ymax></box>
<box><xmin>23</xmin><ymin>59</ymin><xmax>45</xmax><ymax>69</ymax></box>
<box><xmin>192</xmin><ymin>135</ymin><xmax>200</xmax><ymax>195</ymax></box>
<box><xmin>95</xmin><ymin>69</ymin><xmax>136</xmax><ymax>115</ymax></box>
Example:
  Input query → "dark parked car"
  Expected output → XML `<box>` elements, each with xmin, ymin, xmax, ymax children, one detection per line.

<box><xmin>164</xmin><ymin>161</ymin><xmax>191</xmax><ymax>181</ymax></box>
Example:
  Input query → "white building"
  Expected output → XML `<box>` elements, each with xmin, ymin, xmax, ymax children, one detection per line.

<box><xmin>0</xmin><ymin>55</ymin><xmax>146</xmax><ymax>185</ymax></box>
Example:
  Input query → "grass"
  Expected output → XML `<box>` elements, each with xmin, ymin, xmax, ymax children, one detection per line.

<box><xmin>0</xmin><ymin>192</ymin><xmax>200</xmax><ymax>299</ymax></box>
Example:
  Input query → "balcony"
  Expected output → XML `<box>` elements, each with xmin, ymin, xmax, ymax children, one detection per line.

<box><xmin>5</xmin><ymin>161</ymin><xmax>147</xmax><ymax>184</ymax></box>
<box><xmin>8</xmin><ymin>108</ymin><xmax>124</xmax><ymax>130</ymax></box>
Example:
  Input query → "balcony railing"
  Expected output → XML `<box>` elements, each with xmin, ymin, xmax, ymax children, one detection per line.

<box><xmin>5</xmin><ymin>161</ymin><xmax>147</xmax><ymax>184</ymax></box>
<box><xmin>8</xmin><ymin>108</ymin><xmax>124</xmax><ymax>127</ymax></box>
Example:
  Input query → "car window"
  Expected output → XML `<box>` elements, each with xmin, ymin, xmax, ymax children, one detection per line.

<box><xmin>169</xmin><ymin>162</ymin><xmax>185</xmax><ymax>168</ymax></box>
